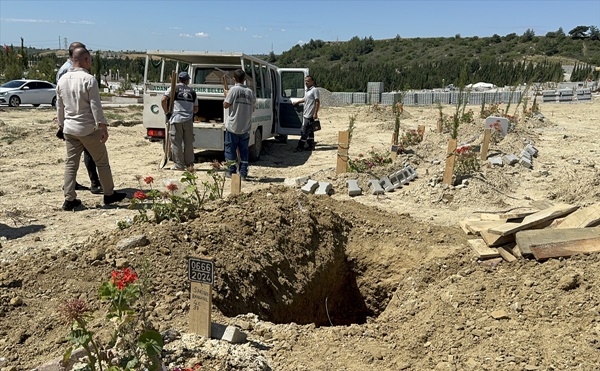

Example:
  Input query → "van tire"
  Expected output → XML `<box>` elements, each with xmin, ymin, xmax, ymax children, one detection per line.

<box><xmin>249</xmin><ymin>129</ymin><xmax>262</xmax><ymax>162</ymax></box>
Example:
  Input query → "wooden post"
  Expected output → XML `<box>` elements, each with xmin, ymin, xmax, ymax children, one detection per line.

<box><xmin>336</xmin><ymin>130</ymin><xmax>350</xmax><ymax>174</ymax></box>
<box><xmin>442</xmin><ymin>138</ymin><xmax>457</xmax><ymax>185</ymax></box>
<box><xmin>418</xmin><ymin>124</ymin><xmax>425</xmax><ymax>141</ymax></box>
<box><xmin>230</xmin><ymin>173</ymin><xmax>241</xmax><ymax>195</ymax></box>
<box><xmin>188</xmin><ymin>257</ymin><xmax>214</xmax><ymax>338</ymax></box>
<box><xmin>390</xmin><ymin>132</ymin><xmax>398</xmax><ymax>160</ymax></box>
<box><xmin>437</xmin><ymin>118</ymin><xmax>443</xmax><ymax>133</ymax></box>
<box><xmin>480</xmin><ymin>128</ymin><xmax>491</xmax><ymax>161</ymax></box>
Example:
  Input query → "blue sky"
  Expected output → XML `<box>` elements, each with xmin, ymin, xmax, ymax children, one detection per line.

<box><xmin>1</xmin><ymin>0</ymin><xmax>599</xmax><ymax>55</ymax></box>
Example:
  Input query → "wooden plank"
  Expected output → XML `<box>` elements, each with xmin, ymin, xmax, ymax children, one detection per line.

<box><xmin>459</xmin><ymin>219</ymin><xmax>479</xmax><ymax>235</ymax></box>
<box><xmin>479</xmin><ymin>210</ymin><xmax>536</xmax><ymax>221</ymax></box>
<box><xmin>488</xmin><ymin>203</ymin><xmax>579</xmax><ymax>236</ymax></box>
<box><xmin>556</xmin><ymin>203</ymin><xmax>600</xmax><ymax>229</ymax></box>
<box><xmin>480</xmin><ymin>128</ymin><xmax>491</xmax><ymax>160</ymax></box>
<box><xmin>464</xmin><ymin>219</ymin><xmax>507</xmax><ymax>235</ymax></box>
<box><xmin>516</xmin><ymin>226</ymin><xmax>600</xmax><ymax>257</ymax></box>
<box><xmin>468</xmin><ymin>239</ymin><xmax>500</xmax><ymax>259</ymax></box>
<box><xmin>418</xmin><ymin>124</ymin><xmax>425</xmax><ymax>141</ymax></box>
<box><xmin>530</xmin><ymin>236</ymin><xmax>600</xmax><ymax>260</ymax></box>
<box><xmin>480</xmin><ymin>229</ymin><xmax>515</xmax><ymax>247</ymax></box>
<box><xmin>442</xmin><ymin>139</ymin><xmax>457</xmax><ymax>185</ymax></box>
<box><xmin>497</xmin><ymin>246</ymin><xmax>517</xmax><ymax>262</ymax></box>
<box><xmin>336</xmin><ymin>130</ymin><xmax>350</xmax><ymax>175</ymax></box>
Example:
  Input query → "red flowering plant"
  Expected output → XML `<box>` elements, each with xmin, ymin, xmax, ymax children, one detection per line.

<box><xmin>453</xmin><ymin>144</ymin><xmax>480</xmax><ymax>178</ymax></box>
<box><xmin>120</xmin><ymin>166</ymin><xmax>229</xmax><ymax>228</ymax></box>
<box><xmin>348</xmin><ymin>146</ymin><xmax>393</xmax><ymax>173</ymax></box>
<box><xmin>61</xmin><ymin>268</ymin><xmax>163</xmax><ymax>371</ymax></box>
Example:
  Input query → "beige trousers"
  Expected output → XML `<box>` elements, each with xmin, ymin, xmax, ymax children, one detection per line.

<box><xmin>63</xmin><ymin>130</ymin><xmax>114</xmax><ymax>201</ymax></box>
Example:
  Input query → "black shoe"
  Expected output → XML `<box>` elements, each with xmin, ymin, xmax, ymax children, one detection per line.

<box><xmin>104</xmin><ymin>191</ymin><xmax>127</xmax><ymax>205</ymax></box>
<box><xmin>90</xmin><ymin>185</ymin><xmax>103</xmax><ymax>194</ymax></box>
<box><xmin>294</xmin><ymin>147</ymin><xmax>304</xmax><ymax>152</ymax></box>
<box><xmin>307</xmin><ymin>145</ymin><xmax>316</xmax><ymax>151</ymax></box>
<box><xmin>62</xmin><ymin>199</ymin><xmax>82</xmax><ymax>211</ymax></box>
<box><xmin>75</xmin><ymin>182</ymin><xmax>89</xmax><ymax>191</ymax></box>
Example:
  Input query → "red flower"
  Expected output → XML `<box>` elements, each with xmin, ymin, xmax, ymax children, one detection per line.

<box><xmin>110</xmin><ymin>268</ymin><xmax>138</xmax><ymax>290</ymax></box>
<box><xmin>144</xmin><ymin>176</ymin><xmax>154</xmax><ymax>185</ymax></box>
<box><xmin>133</xmin><ymin>191</ymin><xmax>147</xmax><ymax>200</ymax></box>
<box><xmin>166</xmin><ymin>183</ymin><xmax>178</xmax><ymax>192</ymax></box>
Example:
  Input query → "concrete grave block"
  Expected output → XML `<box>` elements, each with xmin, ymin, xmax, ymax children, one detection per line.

<box><xmin>502</xmin><ymin>154</ymin><xmax>519</xmax><ymax>166</ymax></box>
<box><xmin>388</xmin><ymin>172</ymin><xmax>401</xmax><ymax>185</ymax></box>
<box><xmin>368</xmin><ymin>179</ymin><xmax>385</xmax><ymax>195</ymax></box>
<box><xmin>284</xmin><ymin>176</ymin><xmax>310</xmax><ymax>188</ymax></box>
<box><xmin>519</xmin><ymin>157</ymin><xmax>533</xmax><ymax>169</ymax></box>
<box><xmin>211</xmin><ymin>323</ymin><xmax>247</xmax><ymax>344</ymax></box>
<box><xmin>346</xmin><ymin>179</ymin><xmax>362</xmax><ymax>197</ymax></box>
<box><xmin>524</xmin><ymin>144</ymin><xmax>538</xmax><ymax>157</ymax></box>
<box><xmin>379</xmin><ymin>176</ymin><xmax>395</xmax><ymax>192</ymax></box>
<box><xmin>488</xmin><ymin>156</ymin><xmax>504</xmax><ymax>167</ymax></box>
<box><xmin>404</xmin><ymin>164</ymin><xmax>418</xmax><ymax>181</ymax></box>
<box><xmin>301</xmin><ymin>179</ymin><xmax>319</xmax><ymax>194</ymax></box>
<box><xmin>485</xmin><ymin>116</ymin><xmax>509</xmax><ymax>136</ymax></box>
<box><xmin>520</xmin><ymin>150</ymin><xmax>532</xmax><ymax>161</ymax></box>
<box><xmin>315</xmin><ymin>182</ymin><xmax>333</xmax><ymax>196</ymax></box>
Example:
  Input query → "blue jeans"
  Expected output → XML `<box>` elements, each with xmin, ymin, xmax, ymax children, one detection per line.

<box><xmin>224</xmin><ymin>131</ymin><xmax>250</xmax><ymax>177</ymax></box>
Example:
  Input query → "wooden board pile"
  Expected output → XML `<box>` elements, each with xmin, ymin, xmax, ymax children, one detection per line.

<box><xmin>461</xmin><ymin>203</ymin><xmax>600</xmax><ymax>262</ymax></box>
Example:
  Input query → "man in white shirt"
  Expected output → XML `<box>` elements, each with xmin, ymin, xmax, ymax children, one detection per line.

<box><xmin>56</xmin><ymin>47</ymin><xmax>126</xmax><ymax>210</ymax></box>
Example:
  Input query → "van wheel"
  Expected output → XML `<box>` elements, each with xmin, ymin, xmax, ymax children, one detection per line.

<box><xmin>249</xmin><ymin>129</ymin><xmax>262</xmax><ymax>162</ymax></box>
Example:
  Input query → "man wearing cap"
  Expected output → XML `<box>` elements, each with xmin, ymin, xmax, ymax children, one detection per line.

<box><xmin>161</xmin><ymin>71</ymin><xmax>198</xmax><ymax>171</ymax></box>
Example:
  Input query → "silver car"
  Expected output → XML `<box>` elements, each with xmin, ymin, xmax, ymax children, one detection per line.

<box><xmin>0</xmin><ymin>79</ymin><xmax>57</xmax><ymax>107</ymax></box>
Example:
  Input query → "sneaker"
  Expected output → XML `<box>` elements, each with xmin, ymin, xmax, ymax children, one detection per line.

<box><xmin>90</xmin><ymin>184</ymin><xmax>103</xmax><ymax>194</ymax></box>
<box><xmin>171</xmin><ymin>165</ymin><xmax>185</xmax><ymax>171</ymax></box>
<box><xmin>62</xmin><ymin>199</ymin><xmax>82</xmax><ymax>211</ymax></box>
<box><xmin>104</xmin><ymin>191</ymin><xmax>127</xmax><ymax>205</ymax></box>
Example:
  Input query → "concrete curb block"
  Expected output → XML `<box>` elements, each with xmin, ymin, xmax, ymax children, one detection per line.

<box><xmin>368</xmin><ymin>179</ymin><xmax>385</xmax><ymax>195</ymax></box>
<box><xmin>315</xmin><ymin>182</ymin><xmax>333</xmax><ymax>196</ymax></box>
<box><xmin>301</xmin><ymin>179</ymin><xmax>319</xmax><ymax>194</ymax></box>
<box><xmin>346</xmin><ymin>179</ymin><xmax>362</xmax><ymax>196</ymax></box>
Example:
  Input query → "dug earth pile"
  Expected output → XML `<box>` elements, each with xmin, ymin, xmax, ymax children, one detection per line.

<box><xmin>1</xmin><ymin>100</ymin><xmax>600</xmax><ymax>370</ymax></box>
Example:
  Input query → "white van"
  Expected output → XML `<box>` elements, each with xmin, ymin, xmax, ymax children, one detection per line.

<box><xmin>142</xmin><ymin>51</ymin><xmax>308</xmax><ymax>161</ymax></box>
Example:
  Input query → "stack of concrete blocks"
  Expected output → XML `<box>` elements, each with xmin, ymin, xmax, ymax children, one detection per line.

<box><xmin>381</xmin><ymin>92</ymin><xmax>403</xmax><ymax>106</ymax></box>
<box><xmin>502</xmin><ymin>91</ymin><xmax>521</xmax><ymax>104</ymax></box>
<box><xmin>352</xmin><ymin>92</ymin><xmax>367</xmax><ymax>104</ymax></box>
<box><xmin>576</xmin><ymin>88</ymin><xmax>591</xmax><ymax>101</ymax></box>
<box><xmin>367</xmin><ymin>82</ymin><xmax>384</xmax><ymax>104</ymax></box>
<box><xmin>558</xmin><ymin>89</ymin><xmax>573</xmax><ymax>103</ymax></box>
<box><xmin>332</xmin><ymin>92</ymin><xmax>353</xmax><ymax>105</ymax></box>
<box><xmin>416</xmin><ymin>92</ymin><xmax>433</xmax><ymax>105</ymax></box>
<box><xmin>542</xmin><ymin>90</ymin><xmax>557</xmax><ymax>103</ymax></box>
<box><xmin>433</xmin><ymin>91</ymin><xmax>451</xmax><ymax>104</ymax></box>
<box><xmin>468</xmin><ymin>92</ymin><xmax>484</xmax><ymax>105</ymax></box>
<box><xmin>519</xmin><ymin>143</ymin><xmax>538</xmax><ymax>169</ymax></box>
<box><xmin>371</xmin><ymin>164</ymin><xmax>418</xmax><ymax>193</ymax></box>
<box><xmin>402</xmin><ymin>92</ymin><xmax>417</xmax><ymax>105</ymax></box>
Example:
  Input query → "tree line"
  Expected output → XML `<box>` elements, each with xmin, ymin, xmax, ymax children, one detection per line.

<box><xmin>1</xmin><ymin>25</ymin><xmax>598</xmax><ymax>91</ymax></box>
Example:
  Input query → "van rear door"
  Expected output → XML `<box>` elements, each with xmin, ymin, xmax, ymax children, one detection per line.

<box><xmin>275</xmin><ymin>68</ymin><xmax>308</xmax><ymax>136</ymax></box>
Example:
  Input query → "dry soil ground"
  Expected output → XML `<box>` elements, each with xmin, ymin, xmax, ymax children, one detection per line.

<box><xmin>0</xmin><ymin>98</ymin><xmax>600</xmax><ymax>370</ymax></box>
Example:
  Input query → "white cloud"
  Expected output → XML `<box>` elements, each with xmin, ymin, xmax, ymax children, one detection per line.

<box><xmin>281</xmin><ymin>29</ymin><xmax>286</xmax><ymax>32</ymax></box>
<box><xmin>225</xmin><ymin>27</ymin><xmax>231</xmax><ymax>31</ymax></box>
<box><xmin>2</xmin><ymin>17</ymin><xmax>94</xmax><ymax>25</ymax></box>
<box><xmin>225</xmin><ymin>26</ymin><xmax>247</xmax><ymax>32</ymax></box>
<box><xmin>252</xmin><ymin>35</ymin><xmax>263</xmax><ymax>39</ymax></box>
<box><xmin>195</xmin><ymin>32</ymin><xmax>209</xmax><ymax>38</ymax></box>
<box><xmin>179</xmin><ymin>33</ymin><xmax>193</xmax><ymax>38</ymax></box>
<box><xmin>169</xmin><ymin>26</ymin><xmax>183</xmax><ymax>30</ymax></box>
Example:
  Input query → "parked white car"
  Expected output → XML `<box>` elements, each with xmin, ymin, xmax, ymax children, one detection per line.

<box><xmin>0</xmin><ymin>79</ymin><xmax>57</xmax><ymax>107</ymax></box>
